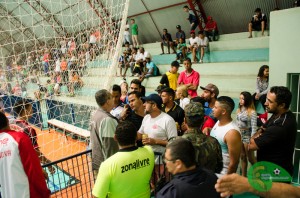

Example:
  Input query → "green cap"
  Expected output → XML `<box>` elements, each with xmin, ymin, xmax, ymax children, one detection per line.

<box><xmin>184</xmin><ymin>102</ymin><xmax>204</xmax><ymax>117</ymax></box>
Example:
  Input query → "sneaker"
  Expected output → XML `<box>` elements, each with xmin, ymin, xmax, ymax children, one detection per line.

<box><xmin>200</xmin><ymin>59</ymin><xmax>203</xmax><ymax>63</ymax></box>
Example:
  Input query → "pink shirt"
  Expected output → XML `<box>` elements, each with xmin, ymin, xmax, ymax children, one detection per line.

<box><xmin>178</xmin><ymin>69</ymin><xmax>200</xmax><ymax>98</ymax></box>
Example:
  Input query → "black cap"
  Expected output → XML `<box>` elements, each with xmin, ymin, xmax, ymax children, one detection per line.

<box><xmin>171</xmin><ymin>61</ymin><xmax>181</xmax><ymax>67</ymax></box>
<box><xmin>176</xmin><ymin>25</ymin><xmax>181</xmax><ymax>29</ymax></box>
<box><xmin>142</xmin><ymin>94</ymin><xmax>163</xmax><ymax>107</ymax></box>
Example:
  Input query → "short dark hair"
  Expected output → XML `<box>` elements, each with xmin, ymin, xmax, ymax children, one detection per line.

<box><xmin>128</xmin><ymin>91</ymin><xmax>142</xmax><ymax>99</ymax></box>
<box><xmin>185</xmin><ymin>115</ymin><xmax>204</xmax><ymax>128</ymax></box>
<box><xmin>130</xmin><ymin>18</ymin><xmax>135</xmax><ymax>22</ymax></box>
<box><xmin>166</xmin><ymin>138</ymin><xmax>196</xmax><ymax>168</ymax></box>
<box><xmin>270</xmin><ymin>86</ymin><xmax>292</xmax><ymax>109</ymax></box>
<box><xmin>217</xmin><ymin>96</ymin><xmax>235</xmax><ymax>114</ymax></box>
<box><xmin>198</xmin><ymin>30</ymin><xmax>204</xmax><ymax>35</ymax></box>
<box><xmin>95</xmin><ymin>89</ymin><xmax>111</xmax><ymax>107</ymax></box>
<box><xmin>14</xmin><ymin>99</ymin><xmax>32</xmax><ymax>117</ymax></box>
<box><xmin>163</xmin><ymin>28</ymin><xmax>167</xmax><ymax>32</ymax></box>
<box><xmin>183</xmin><ymin>5</ymin><xmax>189</xmax><ymax>9</ymax></box>
<box><xmin>255</xmin><ymin>8</ymin><xmax>261</xmax><ymax>12</ymax></box>
<box><xmin>115</xmin><ymin>121</ymin><xmax>137</xmax><ymax>146</ymax></box>
<box><xmin>0</xmin><ymin>111</ymin><xmax>8</xmax><ymax>130</ymax></box>
<box><xmin>161</xmin><ymin>88</ymin><xmax>175</xmax><ymax>100</ymax></box>
<box><xmin>112</xmin><ymin>84</ymin><xmax>121</xmax><ymax>94</ymax></box>
<box><xmin>184</xmin><ymin>57</ymin><xmax>191</xmax><ymax>63</ymax></box>
<box><xmin>130</xmin><ymin>79</ymin><xmax>141</xmax><ymax>88</ymax></box>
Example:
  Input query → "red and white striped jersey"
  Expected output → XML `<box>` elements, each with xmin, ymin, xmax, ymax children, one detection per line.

<box><xmin>0</xmin><ymin>129</ymin><xmax>50</xmax><ymax>198</ymax></box>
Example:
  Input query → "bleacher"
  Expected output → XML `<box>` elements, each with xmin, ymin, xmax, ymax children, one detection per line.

<box><xmin>21</xmin><ymin>31</ymin><xmax>268</xmax><ymax>114</ymax></box>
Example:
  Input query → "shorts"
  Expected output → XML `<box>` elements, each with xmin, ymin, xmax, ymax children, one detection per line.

<box><xmin>241</xmin><ymin>129</ymin><xmax>251</xmax><ymax>144</ymax></box>
<box><xmin>251</xmin><ymin>22</ymin><xmax>262</xmax><ymax>31</ymax></box>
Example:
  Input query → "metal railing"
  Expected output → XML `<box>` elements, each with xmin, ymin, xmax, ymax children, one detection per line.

<box><xmin>42</xmin><ymin>149</ymin><xmax>94</xmax><ymax>198</ymax></box>
<box><xmin>42</xmin><ymin>150</ymin><xmax>169</xmax><ymax>197</ymax></box>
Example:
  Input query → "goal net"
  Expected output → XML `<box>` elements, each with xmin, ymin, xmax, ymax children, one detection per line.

<box><xmin>0</xmin><ymin>0</ymin><xmax>129</xmax><ymax>160</ymax></box>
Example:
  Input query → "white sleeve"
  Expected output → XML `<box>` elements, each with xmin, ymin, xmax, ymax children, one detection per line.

<box><xmin>166</xmin><ymin>117</ymin><xmax>178</xmax><ymax>140</ymax></box>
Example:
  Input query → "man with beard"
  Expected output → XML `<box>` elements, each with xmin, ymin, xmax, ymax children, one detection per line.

<box><xmin>138</xmin><ymin>94</ymin><xmax>177</xmax><ymax>155</ymax></box>
<box><xmin>200</xmin><ymin>83</ymin><xmax>219</xmax><ymax>121</ymax></box>
<box><xmin>249</xmin><ymin>86</ymin><xmax>297</xmax><ymax>177</ymax></box>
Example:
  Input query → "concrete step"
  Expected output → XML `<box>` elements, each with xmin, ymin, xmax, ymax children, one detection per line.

<box><xmin>217</xmin><ymin>31</ymin><xmax>269</xmax><ymax>41</ymax></box>
<box><xmin>209</xmin><ymin>37</ymin><xmax>269</xmax><ymax>51</ymax></box>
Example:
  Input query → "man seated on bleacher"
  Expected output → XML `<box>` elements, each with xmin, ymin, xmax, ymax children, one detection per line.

<box><xmin>139</xmin><ymin>55</ymin><xmax>159</xmax><ymax>82</ymax></box>
<box><xmin>198</xmin><ymin>31</ymin><xmax>209</xmax><ymax>63</ymax></box>
<box><xmin>204</xmin><ymin>16</ymin><xmax>219</xmax><ymax>41</ymax></box>
<box><xmin>248</xmin><ymin>8</ymin><xmax>267</xmax><ymax>38</ymax></box>
<box><xmin>92</xmin><ymin>121</ymin><xmax>154</xmax><ymax>198</ymax></box>
<box><xmin>160</xmin><ymin>28</ymin><xmax>176</xmax><ymax>55</ymax></box>
<box><xmin>134</xmin><ymin>47</ymin><xmax>151</xmax><ymax>77</ymax></box>
<box><xmin>188</xmin><ymin>30</ymin><xmax>201</xmax><ymax>63</ymax></box>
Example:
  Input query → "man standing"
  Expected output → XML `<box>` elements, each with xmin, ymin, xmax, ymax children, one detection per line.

<box><xmin>204</xmin><ymin>16</ymin><xmax>219</xmax><ymax>41</ymax></box>
<box><xmin>121</xmin><ymin>91</ymin><xmax>145</xmax><ymax>130</ymax></box>
<box><xmin>160</xmin><ymin>29</ymin><xmax>176</xmax><ymax>55</ymax></box>
<box><xmin>249</xmin><ymin>86</ymin><xmax>296</xmax><ymax>176</ymax></box>
<box><xmin>130</xmin><ymin>19</ymin><xmax>139</xmax><ymax>47</ymax></box>
<box><xmin>183</xmin><ymin>6</ymin><xmax>199</xmax><ymax>31</ymax></box>
<box><xmin>92</xmin><ymin>121</ymin><xmax>154</xmax><ymax>198</ymax></box>
<box><xmin>0</xmin><ymin>111</ymin><xmax>50</xmax><ymax>198</ymax></box>
<box><xmin>248</xmin><ymin>8</ymin><xmax>267</xmax><ymax>38</ymax></box>
<box><xmin>200</xmin><ymin>83</ymin><xmax>219</xmax><ymax>121</ymax></box>
<box><xmin>178</xmin><ymin>58</ymin><xmax>200</xmax><ymax>98</ymax></box>
<box><xmin>138</xmin><ymin>94</ymin><xmax>177</xmax><ymax>155</ymax></box>
<box><xmin>110</xmin><ymin>85</ymin><xmax>124</xmax><ymax>119</ymax></box>
<box><xmin>210</xmin><ymin>96</ymin><xmax>242</xmax><ymax>176</ymax></box>
<box><xmin>161</xmin><ymin>87</ymin><xmax>185</xmax><ymax>135</ymax></box>
<box><xmin>90</xmin><ymin>89</ymin><xmax>119</xmax><ymax>176</ymax></box>
<box><xmin>182</xmin><ymin>102</ymin><xmax>223</xmax><ymax>173</ymax></box>
<box><xmin>159</xmin><ymin>61</ymin><xmax>181</xmax><ymax>91</ymax></box>
<box><xmin>157</xmin><ymin>138</ymin><xmax>220</xmax><ymax>198</ymax></box>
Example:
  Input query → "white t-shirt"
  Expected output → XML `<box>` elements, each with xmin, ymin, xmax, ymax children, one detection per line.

<box><xmin>90</xmin><ymin>34</ymin><xmax>96</xmax><ymax>44</ymax></box>
<box><xmin>138</xmin><ymin>112</ymin><xmax>177</xmax><ymax>154</ymax></box>
<box><xmin>124</xmin><ymin>24</ymin><xmax>130</xmax><ymax>36</ymax></box>
<box><xmin>110</xmin><ymin>105</ymin><xmax>124</xmax><ymax>119</ymax></box>
<box><xmin>179</xmin><ymin>97</ymin><xmax>190</xmax><ymax>109</ymax></box>
<box><xmin>136</xmin><ymin>51</ymin><xmax>151</xmax><ymax>61</ymax></box>
<box><xmin>189</xmin><ymin>37</ymin><xmax>201</xmax><ymax>46</ymax></box>
<box><xmin>199</xmin><ymin>37</ymin><xmax>209</xmax><ymax>47</ymax></box>
<box><xmin>55</xmin><ymin>59</ymin><xmax>61</xmax><ymax>72</ymax></box>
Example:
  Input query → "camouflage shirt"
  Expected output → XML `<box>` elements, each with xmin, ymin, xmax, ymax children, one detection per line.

<box><xmin>182</xmin><ymin>128</ymin><xmax>223</xmax><ymax>173</ymax></box>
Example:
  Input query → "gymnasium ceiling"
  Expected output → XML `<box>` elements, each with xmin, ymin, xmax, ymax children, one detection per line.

<box><xmin>0</xmin><ymin>0</ymin><xmax>297</xmax><ymax>57</ymax></box>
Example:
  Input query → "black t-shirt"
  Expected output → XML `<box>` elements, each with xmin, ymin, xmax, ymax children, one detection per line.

<box><xmin>125</xmin><ymin>111</ymin><xmax>144</xmax><ymax>131</ymax></box>
<box><xmin>255</xmin><ymin>111</ymin><xmax>297</xmax><ymax>176</ymax></box>
<box><xmin>251</xmin><ymin>13</ymin><xmax>267</xmax><ymax>26</ymax></box>
<box><xmin>162</xmin><ymin>103</ymin><xmax>184</xmax><ymax>126</ymax></box>
<box><xmin>162</xmin><ymin>33</ymin><xmax>172</xmax><ymax>42</ymax></box>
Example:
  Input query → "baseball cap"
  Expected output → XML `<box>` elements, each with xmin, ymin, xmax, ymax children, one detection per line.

<box><xmin>176</xmin><ymin>25</ymin><xmax>181</xmax><ymax>29</ymax></box>
<box><xmin>190</xmin><ymin>30</ymin><xmax>195</xmax><ymax>34</ymax></box>
<box><xmin>155</xmin><ymin>85</ymin><xmax>168</xmax><ymax>92</ymax></box>
<box><xmin>207</xmin><ymin>16</ymin><xmax>212</xmax><ymax>20</ymax></box>
<box><xmin>184</xmin><ymin>102</ymin><xmax>204</xmax><ymax>117</ymax></box>
<box><xmin>171</xmin><ymin>61</ymin><xmax>181</xmax><ymax>67</ymax></box>
<box><xmin>200</xmin><ymin>83</ymin><xmax>219</xmax><ymax>97</ymax></box>
<box><xmin>142</xmin><ymin>94</ymin><xmax>163</xmax><ymax>107</ymax></box>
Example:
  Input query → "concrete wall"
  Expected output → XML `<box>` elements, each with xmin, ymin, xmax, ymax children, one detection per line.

<box><xmin>269</xmin><ymin>7</ymin><xmax>300</xmax><ymax>87</ymax></box>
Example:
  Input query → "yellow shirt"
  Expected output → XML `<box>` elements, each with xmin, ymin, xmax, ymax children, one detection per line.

<box><xmin>92</xmin><ymin>146</ymin><xmax>154</xmax><ymax>198</ymax></box>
